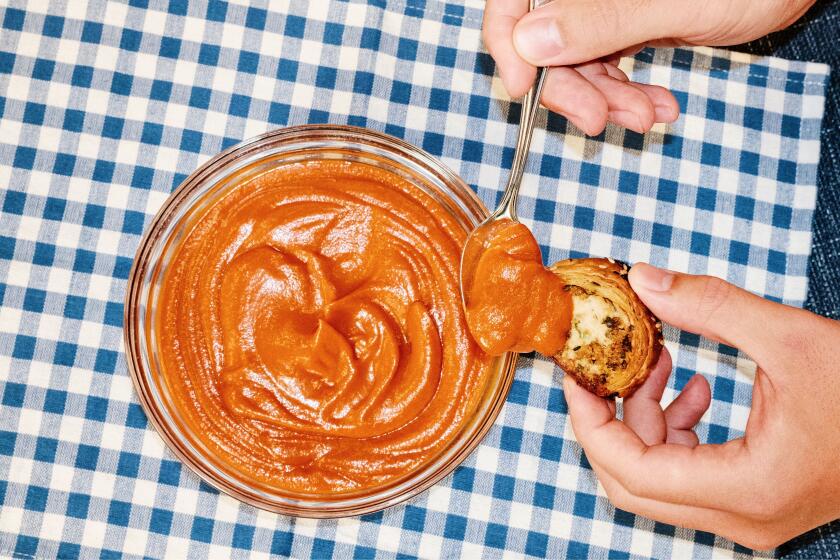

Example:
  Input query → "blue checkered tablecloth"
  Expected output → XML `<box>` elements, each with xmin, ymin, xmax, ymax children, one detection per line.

<box><xmin>0</xmin><ymin>0</ymin><xmax>830</xmax><ymax>558</ymax></box>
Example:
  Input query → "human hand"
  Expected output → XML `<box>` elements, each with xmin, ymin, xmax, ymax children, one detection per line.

<box><xmin>483</xmin><ymin>0</ymin><xmax>815</xmax><ymax>135</ymax></box>
<box><xmin>563</xmin><ymin>262</ymin><xmax>840</xmax><ymax>549</ymax></box>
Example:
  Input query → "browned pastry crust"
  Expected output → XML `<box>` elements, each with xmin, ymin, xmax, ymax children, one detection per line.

<box><xmin>548</xmin><ymin>258</ymin><xmax>663</xmax><ymax>398</ymax></box>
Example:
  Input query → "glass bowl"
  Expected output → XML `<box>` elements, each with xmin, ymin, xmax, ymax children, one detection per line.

<box><xmin>124</xmin><ymin>125</ymin><xmax>518</xmax><ymax>517</ymax></box>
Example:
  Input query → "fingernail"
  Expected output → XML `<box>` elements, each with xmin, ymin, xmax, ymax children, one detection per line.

<box><xmin>654</xmin><ymin>103</ymin><xmax>679</xmax><ymax>123</ymax></box>
<box><xmin>632</xmin><ymin>264</ymin><xmax>675</xmax><ymax>293</ymax></box>
<box><xmin>514</xmin><ymin>17</ymin><xmax>563</xmax><ymax>62</ymax></box>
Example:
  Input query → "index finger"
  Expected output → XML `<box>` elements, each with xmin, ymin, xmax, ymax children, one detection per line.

<box><xmin>483</xmin><ymin>0</ymin><xmax>536</xmax><ymax>97</ymax></box>
<box><xmin>563</xmin><ymin>375</ymin><xmax>751</xmax><ymax>513</ymax></box>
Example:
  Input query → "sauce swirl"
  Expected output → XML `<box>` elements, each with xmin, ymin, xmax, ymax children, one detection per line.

<box><xmin>157</xmin><ymin>160</ymin><xmax>493</xmax><ymax>494</ymax></box>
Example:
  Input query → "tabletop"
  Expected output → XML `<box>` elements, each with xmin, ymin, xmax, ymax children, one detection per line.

<box><xmin>0</xmin><ymin>1</ymin><xmax>832</xmax><ymax>559</ymax></box>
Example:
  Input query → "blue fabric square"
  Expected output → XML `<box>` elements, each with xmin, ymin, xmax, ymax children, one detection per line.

<box><xmin>661</xmin><ymin>132</ymin><xmax>684</xmax><ymax>160</ymax></box>
<box><xmin>435</xmin><ymin>46</ymin><xmax>457</xmax><ymax>68</ymax></box>
<box><xmin>360</xmin><ymin>27</ymin><xmax>380</xmax><ymax>50</ymax></box>
<box><xmin>44</xmin><ymin>197</ymin><xmax>66</xmax><ymax>220</ymax></box>
<box><xmin>323</xmin><ymin>22</ymin><xmax>343</xmax><ymax>45</ymax></box>
<box><xmin>743</xmin><ymin>107</ymin><xmax>764</xmax><ymax>130</ymax></box>
<box><xmin>768</xmin><ymin>249</ymin><xmax>786</xmax><ymax>274</ymax></box>
<box><xmin>192</xmin><ymin>517</ymin><xmax>215</xmax><ymax>543</ymax></box>
<box><xmin>114</xmin><ymin>256</ymin><xmax>133</xmax><ymax>279</ymax></box>
<box><xmin>533</xmin><ymin>483</ymin><xmax>555</xmax><ymax>510</ymax></box>
<box><xmin>271</xmin><ymin>531</ymin><xmax>293</xmax><ymax>556</ymax></box>
<box><xmin>316</xmin><ymin>66</ymin><xmax>337</xmax><ymax>90</ymax></box>
<box><xmin>484</xmin><ymin>523</ymin><xmax>508</xmax><ymax>549</ymax></box>
<box><xmin>443</xmin><ymin>514</ymin><xmax>467</xmax><ymax>541</ymax></box>
<box><xmin>13</xmin><ymin>146</ymin><xmax>35</xmax><ymax>169</ymax></box>
<box><xmin>83</xmin><ymin>204</ymin><xmax>106</xmax><ymax>228</ymax></box>
<box><xmin>284</xmin><ymin>15</ymin><xmax>305</xmax><ymax>38</ymax></box>
<box><xmin>181</xmin><ymin>129</ymin><xmax>203</xmax><ymax>153</ymax></box>
<box><xmin>232</xmin><ymin>524</ymin><xmax>255</xmax><ymax>549</ymax></box>
<box><xmin>403</xmin><ymin>505</ymin><xmax>426</xmax><ymax>532</ymax></box>
<box><xmin>141</xmin><ymin>122</ymin><xmax>163</xmax><ymax>145</ymax></box>
<box><xmin>429</xmin><ymin>88</ymin><xmax>450</xmax><ymax>111</ymax></box>
<box><xmin>57</xmin><ymin>542</ymin><xmax>81</xmax><ymax>559</ymax></box>
<box><xmin>206</xmin><ymin>0</ymin><xmax>228</xmax><ymax>22</ymax></box>
<box><xmin>92</xmin><ymin>159</ymin><xmax>115</xmax><ymax>183</ymax></box>
<box><xmin>397</xmin><ymin>38</ymin><xmax>418</xmax><ymax>61</ymax></box>
<box><xmin>23</xmin><ymin>102</ymin><xmax>46</xmax><ymax>125</ymax></box>
<box><xmin>23</xmin><ymin>288</ymin><xmax>46</xmax><ymax>312</ymax></box>
<box><xmin>612</xmin><ymin>214</ymin><xmax>634</xmax><ymax>239</ymax></box>
<box><xmin>120</xmin><ymin>28</ymin><xmax>142</xmax><ymax>51</ymax></box>
<box><xmin>85</xmin><ymin>396</ymin><xmax>108</xmax><ymax>422</ymax></box>
<box><xmin>13</xmin><ymin>335</ymin><xmax>36</xmax><ymax>360</ymax></box>
<box><xmin>81</xmin><ymin>21</ymin><xmax>103</xmax><ymax>43</ymax></box>
<box><xmin>53</xmin><ymin>153</ymin><xmax>76</xmax><ymax>176</ymax></box>
<box><xmin>42</xmin><ymin>15</ymin><xmax>64</xmax><ymax>37</ymax></box>
<box><xmin>573</xmin><ymin>207</ymin><xmax>595</xmax><ymax>231</ymax></box>
<box><xmin>354</xmin><ymin>546</ymin><xmax>376</xmax><ymax>560</ymax></box>
<box><xmin>150</xmin><ymin>508</ymin><xmax>173</xmax><ymax>535</ymax></box>
<box><xmin>729</xmin><ymin>240</ymin><xmax>750</xmax><ymax>265</ymax></box>
<box><xmin>25</xmin><ymin>485</ymin><xmax>49</xmax><ymax>512</ymax></box>
<box><xmin>422</xmin><ymin>132</ymin><xmax>444</xmax><ymax>155</ymax></box>
<box><xmin>189</xmin><ymin>87</ymin><xmax>212</xmax><ymax>109</ymax></box>
<box><xmin>461</xmin><ymin>139</ymin><xmax>482</xmax><ymax>163</ymax></box>
<box><xmin>277</xmin><ymin>58</ymin><xmax>298</xmax><ymax>81</ymax></box>
<box><xmin>198</xmin><ymin>44</ymin><xmax>220</xmax><ymax>66</ymax></box>
<box><xmin>548</xmin><ymin>387</ymin><xmax>566</xmax><ymax>414</ymax></box>
<box><xmin>781</xmin><ymin>114</ymin><xmax>800</xmax><ymax>138</ymax></box>
<box><xmin>708</xmin><ymin>423</ymin><xmax>729</xmax><ymax>444</ymax></box>
<box><xmin>0</xmin><ymin>51</ymin><xmax>15</xmax><ymax>74</ymax></box>
<box><xmin>159</xmin><ymin>37</ymin><xmax>181</xmax><ymax>59</ymax></box>
<box><xmin>229</xmin><ymin>94</ymin><xmax>251</xmax><ymax>117</ymax></box>
<box><xmin>238</xmin><ymin>51</ymin><xmax>259</xmax><ymax>73</ymax></box>
<box><xmin>32</xmin><ymin>58</ymin><xmax>55</xmax><ymax>81</ymax></box>
<box><xmin>706</xmin><ymin>98</ymin><xmax>725</xmax><ymax>121</ymax></box>
<box><xmin>132</xmin><ymin>166</ymin><xmax>154</xmax><ymax>189</ymax></box>
<box><xmin>117</xmin><ymin>452</ymin><xmax>141</xmax><ymax>478</ymax></box>
<box><xmin>54</xmin><ymin>341</ymin><xmax>77</xmax><ymax>366</ymax></box>
<box><xmin>651</xmin><ymin>223</ymin><xmax>672</xmax><ymax>247</ymax></box>
<box><xmin>108</xmin><ymin>500</ymin><xmax>131</xmax><ymax>526</ymax></box>
<box><xmin>3</xmin><ymin>8</ymin><xmax>25</xmax><ymax>31</ymax></box>
<box><xmin>245</xmin><ymin>7</ymin><xmax>267</xmax><ymax>29</ymax></box>
<box><xmin>499</xmin><ymin>426</ymin><xmax>522</xmax><ymax>452</ymax></box>
<box><xmin>0</xmin><ymin>430</ymin><xmax>16</xmax><ymax>455</ymax></box>
<box><xmin>312</xmin><ymin>539</ymin><xmax>335</xmax><ymax>558</ymax></box>
<box><xmin>580</xmin><ymin>162</ymin><xmax>600</xmax><ymax>186</ymax></box>
<box><xmin>613</xmin><ymin>508</ymin><xmax>636</xmax><ymax>527</ymax></box>
<box><xmin>2</xmin><ymin>382</ymin><xmax>25</xmax><ymax>407</ymax></box>
<box><xmin>94</xmin><ymin>349</ymin><xmax>118</xmax><ymax>373</ymax></box>
<box><xmin>492</xmin><ymin>474</ymin><xmax>515</xmax><ymax>500</ymax></box>
<box><xmin>265</xmin><ymin>102</ymin><xmax>290</xmax><ymax>126</ymax></box>
<box><xmin>508</xmin><ymin>379</ymin><xmax>529</xmax><ymax>405</ymax></box>
<box><xmin>126</xmin><ymin>403</ymin><xmax>148</xmax><ymax>428</ymax></box>
<box><xmin>75</xmin><ymin>444</ymin><xmax>99</xmax><ymax>470</ymax></box>
<box><xmin>63</xmin><ymin>109</ymin><xmax>85</xmax><ymax>132</ymax></box>
<box><xmin>67</xmin><ymin>493</ymin><xmax>90</xmax><ymax>519</ymax></box>
<box><xmin>0</xmin><ymin>236</ymin><xmax>14</xmax><ymax>259</ymax></box>
<box><xmin>352</xmin><ymin>72</ymin><xmax>374</xmax><ymax>95</ymax></box>
<box><xmin>43</xmin><ymin>389</ymin><xmax>67</xmax><ymax>414</ymax></box>
<box><xmin>4</xmin><ymin>191</ymin><xmax>26</xmax><ymax>214</ymax></box>
<box><xmin>713</xmin><ymin>376</ymin><xmax>734</xmax><ymax>402</ymax></box>
<box><xmin>734</xmin><ymin>195</ymin><xmax>755</xmax><ymax>219</ymax></box>
<box><xmin>618</xmin><ymin>171</ymin><xmax>639</xmax><ymax>194</ymax></box>
<box><xmin>451</xmin><ymin>466</ymin><xmax>474</xmax><ymax>492</ymax></box>
<box><xmin>739</xmin><ymin>151</ymin><xmax>759</xmax><ymax>176</ymax></box>
<box><xmin>568</xmin><ymin>541</ymin><xmax>589</xmax><ymax>558</ymax></box>
<box><xmin>158</xmin><ymin>460</ymin><xmax>181</xmax><ymax>486</ymax></box>
<box><xmin>102</xmin><ymin>116</ymin><xmax>124</xmax><ymax>139</ymax></box>
<box><xmin>34</xmin><ymin>437</ymin><xmax>58</xmax><ymax>463</ymax></box>
<box><xmin>777</xmin><ymin>159</ymin><xmax>797</xmax><ymax>183</ymax></box>
<box><xmin>71</xmin><ymin>65</ymin><xmax>94</xmax><ymax>87</ymax></box>
<box><xmin>696</xmin><ymin>187</ymin><xmax>717</xmax><ymax>211</ymax></box>
<box><xmin>540</xmin><ymin>434</ymin><xmax>563</xmax><ymax>462</ymax></box>
<box><xmin>573</xmin><ymin>492</ymin><xmax>595</xmax><ymax>518</ymax></box>
<box><xmin>73</xmin><ymin>249</ymin><xmax>95</xmax><ymax>273</ymax></box>
<box><xmin>701</xmin><ymin>142</ymin><xmax>721</xmax><ymax>167</ymax></box>
<box><xmin>14</xmin><ymin>536</ymin><xmax>38</xmax><ymax>558</ymax></box>
<box><xmin>690</xmin><ymin>232</ymin><xmax>711</xmax><ymax>255</ymax></box>
<box><xmin>167</xmin><ymin>0</ymin><xmax>187</xmax><ymax>14</ymax></box>
<box><xmin>390</xmin><ymin>80</ymin><xmax>411</xmax><ymax>104</ymax></box>
<box><xmin>525</xmin><ymin>532</ymin><xmax>549</xmax><ymax>558</ymax></box>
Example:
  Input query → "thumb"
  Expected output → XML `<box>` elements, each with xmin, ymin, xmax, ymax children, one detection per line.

<box><xmin>628</xmin><ymin>263</ymin><xmax>809</xmax><ymax>368</ymax></box>
<box><xmin>512</xmin><ymin>0</ymin><xmax>690</xmax><ymax>66</ymax></box>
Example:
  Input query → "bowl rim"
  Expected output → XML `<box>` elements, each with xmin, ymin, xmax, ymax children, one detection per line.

<box><xmin>123</xmin><ymin>124</ymin><xmax>518</xmax><ymax>518</ymax></box>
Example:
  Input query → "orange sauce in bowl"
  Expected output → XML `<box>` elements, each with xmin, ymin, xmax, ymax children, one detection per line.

<box><xmin>156</xmin><ymin>159</ymin><xmax>493</xmax><ymax>495</ymax></box>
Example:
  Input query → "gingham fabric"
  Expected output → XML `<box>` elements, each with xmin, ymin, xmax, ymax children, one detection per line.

<box><xmin>0</xmin><ymin>0</ymin><xmax>830</xmax><ymax>558</ymax></box>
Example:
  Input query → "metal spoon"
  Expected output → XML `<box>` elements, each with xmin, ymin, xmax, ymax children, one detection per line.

<box><xmin>459</xmin><ymin>43</ymin><xmax>547</xmax><ymax>308</ymax></box>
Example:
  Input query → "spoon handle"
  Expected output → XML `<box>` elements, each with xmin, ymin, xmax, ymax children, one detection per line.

<box><xmin>495</xmin><ymin>65</ymin><xmax>548</xmax><ymax>221</ymax></box>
